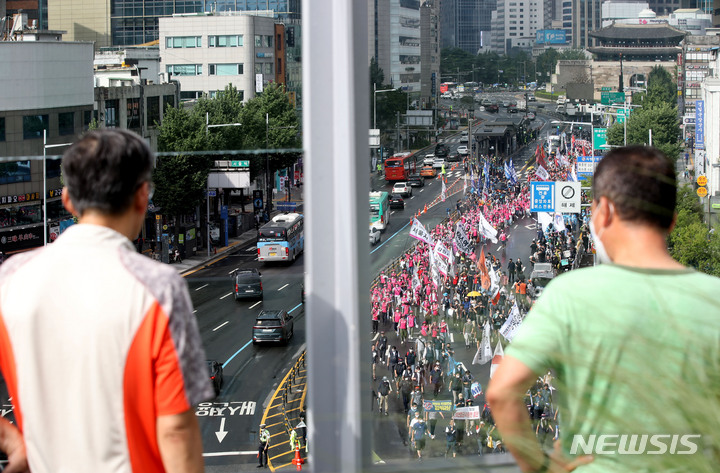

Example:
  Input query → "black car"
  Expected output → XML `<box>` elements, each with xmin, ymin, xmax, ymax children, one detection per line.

<box><xmin>389</xmin><ymin>194</ymin><xmax>405</xmax><ymax>210</ymax></box>
<box><xmin>207</xmin><ymin>360</ymin><xmax>224</xmax><ymax>396</ymax></box>
<box><xmin>252</xmin><ymin>309</ymin><xmax>295</xmax><ymax>345</ymax></box>
<box><xmin>407</xmin><ymin>174</ymin><xmax>424</xmax><ymax>187</ymax></box>
<box><xmin>434</xmin><ymin>142</ymin><xmax>449</xmax><ymax>158</ymax></box>
<box><xmin>486</xmin><ymin>104</ymin><xmax>499</xmax><ymax>113</ymax></box>
<box><xmin>446</xmin><ymin>153</ymin><xmax>461</xmax><ymax>163</ymax></box>
<box><xmin>234</xmin><ymin>268</ymin><xmax>263</xmax><ymax>300</ymax></box>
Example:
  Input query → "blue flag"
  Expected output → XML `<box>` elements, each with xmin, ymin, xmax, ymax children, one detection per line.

<box><xmin>508</xmin><ymin>158</ymin><xmax>518</xmax><ymax>185</ymax></box>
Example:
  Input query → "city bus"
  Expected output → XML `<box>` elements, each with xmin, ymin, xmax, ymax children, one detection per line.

<box><xmin>384</xmin><ymin>152</ymin><xmax>417</xmax><ymax>182</ymax></box>
<box><xmin>369</xmin><ymin>191</ymin><xmax>390</xmax><ymax>232</ymax></box>
<box><xmin>257</xmin><ymin>213</ymin><xmax>304</xmax><ymax>263</ymax></box>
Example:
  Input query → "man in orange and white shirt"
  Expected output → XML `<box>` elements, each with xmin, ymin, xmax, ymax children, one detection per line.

<box><xmin>0</xmin><ymin>130</ymin><xmax>213</xmax><ymax>472</ymax></box>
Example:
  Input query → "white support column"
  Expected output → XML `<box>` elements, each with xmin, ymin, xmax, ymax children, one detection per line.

<box><xmin>303</xmin><ymin>1</ymin><xmax>370</xmax><ymax>472</ymax></box>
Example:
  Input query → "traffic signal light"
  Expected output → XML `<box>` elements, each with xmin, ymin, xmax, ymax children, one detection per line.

<box><xmin>578</xmin><ymin>125</ymin><xmax>583</xmax><ymax>130</ymax></box>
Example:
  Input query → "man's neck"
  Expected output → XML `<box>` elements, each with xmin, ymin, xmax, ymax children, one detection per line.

<box><xmin>78</xmin><ymin>210</ymin><xmax>138</xmax><ymax>241</ymax></box>
<box><xmin>607</xmin><ymin>224</ymin><xmax>685</xmax><ymax>270</ymax></box>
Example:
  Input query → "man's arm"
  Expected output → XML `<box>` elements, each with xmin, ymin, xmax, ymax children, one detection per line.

<box><xmin>487</xmin><ymin>356</ymin><xmax>591</xmax><ymax>473</ymax></box>
<box><xmin>0</xmin><ymin>418</ymin><xmax>28</xmax><ymax>473</ymax></box>
<box><xmin>157</xmin><ymin>409</ymin><xmax>205</xmax><ymax>473</ymax></box>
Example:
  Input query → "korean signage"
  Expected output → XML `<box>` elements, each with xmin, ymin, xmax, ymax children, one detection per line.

<box><xmin>617</xmin><ymin>109</ymin><xmax>628</xmax><ymax>124</ymax></box>
<box><xmin>530</xmin><ymin>182</ymin><xmax>555</xmax><ymax>213</ymax></box>
<box><xmin>423</xmin><ymin>400</ymin><xmax>454</xmax><ymax>412</ymax></box>
<box><xmin>577</xmin><ymin>155</ymin><xmax>602</xmax><ymax>178</ymax></box>
<box><xmin>1</xmin><ymin>192</ymin><xmax>41</xmax><ymax>205</ymax></box>
<box><xmin>695</xmin><ymin>100</ymin><xmax>705</xmax><ymax>150</ymax></box>
<box><xmin>555</xmin><ymin>181</ymin><xmax>581</xmax><ymax>214</ymax></box>
<box><xmin>535</xmin><ymin>30</ymin><xmax>566</xmax><ymax>44</ymax></box>
<box><xmin>0</xmin><ymin>225</ymin><xmax>44</xmax><ymax>253</ymax></box>
<box><xmin>593</xmin><ymin>128</ymin><xmax>607</xmax><ymax>152</ymax></box>
<box><xmin>600</xmin><ymin>92</ymin><xmax>625</xmax><ymax>105</ymax></box>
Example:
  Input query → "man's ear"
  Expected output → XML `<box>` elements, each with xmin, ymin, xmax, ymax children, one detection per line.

<box><xmin>61</xmin><ymin>188</ymin><xmax>77</xmax><ymax>216</ymax></box>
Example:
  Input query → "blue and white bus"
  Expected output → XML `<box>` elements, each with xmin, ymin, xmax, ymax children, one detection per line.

<box><xmin>257</xmin><ymin>213</ymin><xmax>304</xmax><ymax>263</ymax></box>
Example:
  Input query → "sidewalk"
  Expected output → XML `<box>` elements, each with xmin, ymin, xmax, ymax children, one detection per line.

<box><xmin>146</xmin><ymin>187</ymin><xmax>304</xmax><ymax>276</ymax></box>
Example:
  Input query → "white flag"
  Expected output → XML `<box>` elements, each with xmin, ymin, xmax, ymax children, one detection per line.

<box><xmin>473</xmin><ymin>322</ymin><xmax>493</xmax><ymax>365</ymax></box>
<box><xmin>409</xmin><ymin>218</ymin><xmax>433</xmax><ymax>245</ymax></box>
<box><xmin>500</xmin><ymin>303</ymin><xmax>523</xmax><ymax>342</ymax></box>
<box><xmin>559</xmin><ymin>153</ymin><xmax>569</xmax><ymax>166</ymax></box>
<box><xmin>412</xmin><ymin>265</ymin><xmax>421</xmax><ymax>290</ymax></box>
<box><xmin>441</xmin><ymin>179</ymin><xmax>447</xmax><ymax>202</ymax></box>
<box><xmin>434</xmin><ymin>241</ymin><xmax>452</xmax><ymax>261</ymax></box>
<box><xmin>454</xmin><ymin>222</ymin><xmax>473</xmax><ymax>254</ymax></box>
<box><xmin>429</xmin><ymin>249</ymin><xmax>440</xmax><ymax>286</ymax></box>
<box><xmin>570</xmin><ymin>164</ymin><xmax>578</xmax><ymax>182</ymax></box>
<box><xmin>478</xmin><ymin>211</ymin><xmax>498</xmax><ymax>244</ymax></box>
<box><xmin>554</xmin><ymin>212</ymin><xmax>565</xmax><ymax>231</ymax></box>
<box><xmin>489</xmin><ymin>341</ymin><xmax>505</xmax><ymax>379</ymax></box>
<box><xmin>535</xmin><ymin>165</ymin><xmax>550</xmax><ymax>181</ymax></box>
<box><xmin>436</xmin><ymin>256</ymin><xmax>449</xmax><ymax>277</ymax></box>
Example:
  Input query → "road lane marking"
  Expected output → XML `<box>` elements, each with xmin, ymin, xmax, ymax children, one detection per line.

<box><xmin>250</xmin><ymin>301</ymin><xmax>262</xmax><ymax>309</ymax></box>
<box><xmin>193</xmin><ymin>309</ymin><xmax>198</xmax><ymax>314</ymax></box>
<box><xmin>222</xmin><ymin>340</ymin><xmax>253</xmax><ymax>368</ymax></box>
<box><xmin>278</xmin><ymin>284</ymin><xmax>289</xmax><ymax>291</ymax></box>
<box><xmin>195</xmin><ymin>284</ymin><xmax>208</xmax><ymax>291</ymax></box>
<box><xmin>245</xmin><ymin>246</ymin><xmax>257</xmax><ymax>252</ymax></box>
<box><xmin>419</xmin><ymin>189</ymin><xmax>424</xmax><ymax>192</ymax></box>
<box><xmin>213</xmin><ymin>321</ymin><xmax>229</xmax><ymax>331</ymax></box>
<box><xmin>228</xmin><ymin>268</ymin><xmax>239</xmax><ymax>274</ymax></box>
<box><xmin>410</xmin><ymin>196</ymin><xmax>414</xmax><ymax>199</ymax></box>
<box><xmin>391</xmin><ymin>211</ymin><xmax>396</xmax><ymax>215</ymax></box>
<box><xmin>288</xmin><ymin>303</ymin><xmax>303</xmax><ymax>313</ymax></box>
<box><xmin>220</xmin><ymin>292</ymin><xmax>233</xmax><ymax>299</ymax></box>
<box><xmin>370</xmin><ymin>219</ymin><xmax>412</xmax><ymax>255</ymax></box>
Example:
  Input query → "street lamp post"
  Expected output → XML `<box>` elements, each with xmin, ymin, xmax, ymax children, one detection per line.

<box><xmin>205</xmin><ymin>113</ymin><xmax>242</xmax><ymax>257</ymax></box>
<box><xmin>551</xmin><ymin>119</ymin><xmax>595</xmax><ymax>154</ymax></box>
<box><xmin>42</xmin><ymin>129</ymin><xmax>72</xmax><ymax>246</ymax></box>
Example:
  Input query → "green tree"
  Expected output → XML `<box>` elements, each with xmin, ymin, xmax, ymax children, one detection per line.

<box><xmin>536</xmin><ymin>48</ymin><xmax>560</xmax><ymax>83</ymax></box>
<box><xmin>606</xmin><ymin>101</ymin><xmax>681</xmax><ymax>160</ymax></box>
<box><xmin>440</xmin><ymin>48</ymin><xmax>475</xmax><ymax>80</ymax></box>
<box><xmin>558</xmin><ymin>49</ymin><xmax>588</xmax><ymax>60</ymax></box>
<box><xmin>370</xmin><ymin>57</ymin><xmax>385</xmax><ymax>91</ymax></box>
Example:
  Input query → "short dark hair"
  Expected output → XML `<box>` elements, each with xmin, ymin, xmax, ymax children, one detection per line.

<box><xmin>62</xmin><ymin>129</ymin><xmax>153</xmax><ymax>216</ymax></box>
<box><xmin>592</xmin><ymin>146</ymin><xmax>676</xmax><ymax>230</ymax></box>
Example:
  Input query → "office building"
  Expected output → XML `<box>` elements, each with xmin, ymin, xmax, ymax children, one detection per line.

<box><xmin>420</xmin><ymin>0</ymin><xmax>440</xmax><ymax>106</ymax></box>
<box><xmin>439</xmin><ymin>0</ymin><xmax>488</xmax><ymax>54</ymax></box>
<box><xmin>0</xmin><ymin>26</ymin><xmax>94</xmax><ymax>254</ymax></box>
<box><xmin>490</xmin><ymin>0</ymin><xmax>545</xmax><ymax>54</ymax></box>
<box><xmin>159</xmin><ymin>12</ymin><xmax>284</xmax><ymax>102</ymax></box>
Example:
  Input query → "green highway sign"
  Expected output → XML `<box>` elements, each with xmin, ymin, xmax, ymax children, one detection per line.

<box><xmin>231</xmin><ymin>160</ymin><xmax>250</xmax><ymax>168</ymax></box>
<box><xmin>617</xmin><ymin>109</ymin><xmax>628</xmax><ymax>124</ymax></box>
<box><xmin>601</xmin><ymin>87</ymin><xmax>612</xmax><ymax>91</ymax></box>
<box><xmin>593</xmin><ymin>127</ymin><xmax>608</xmax><ymax>151</ymax></box>
<box><xmin>601</xmin><ymin>91</ymin><xmax>626</xmax><ymax>105</ymax></box>
<box><xmin>712</xmin><ymin>203</ymin><xmax>720</xmax><ymax>209</ymax></box>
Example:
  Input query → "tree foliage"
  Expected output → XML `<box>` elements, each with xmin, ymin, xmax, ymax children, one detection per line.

<box><xmin>154</xmin><ymin>83</ymin><xmax>300</xmax><ymax>218</ymax></box>
<box><xmin>668</xmin><ymin>185</ymin><xmax>720</xmax><ymax>276</ymax></box>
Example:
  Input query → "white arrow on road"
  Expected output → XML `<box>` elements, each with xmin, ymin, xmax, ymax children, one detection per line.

<box><xmin>215</xmin><ymin>418</ymin><xmax>228</xmax><ymax>443</ymax></box>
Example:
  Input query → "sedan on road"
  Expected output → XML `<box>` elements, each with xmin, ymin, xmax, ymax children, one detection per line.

<box><xmin>392</xmin><ymin>182</ymin><xmax>412</xmax><ymax>197</ymax></box>
<box><xmin>486</xmin><ymin>104</ymin><xmax>499</xmax><ymax>113</ymax></box>
<box><xmin>432</xmin><ymin>157</ymin><xmax>446</xmax><ymax>170</ymax></box>
<box><xmin>407</xmin><ymin>174</ymin><xmax>424</xmax><ymax>187</ymax></box>
<box><xmin>252</xmin><ymin>310</ymin><xmax>294</xmax><ymax>345</ymax></box>
<box><xmin>389</xmin><ymin>194</ymin><xmax>405</xmax><ymax>210</ymax></box>
<box><xmin>446</xmin><ymin>153</ymin><xmax>461</xmax><ymax>163</ymax></box>
<box><xmin>420</xmin><ymin>165</ymin><xmax>437</xmax><ymax>178</ymax></box>
<box><xmin>457</xmin><ymin>145</ymin><xmax>469</xmax><ymax>156</ymax></box>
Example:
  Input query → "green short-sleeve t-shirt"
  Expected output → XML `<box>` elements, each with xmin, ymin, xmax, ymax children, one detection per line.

<box><xmin>508</xmin><ymin>264</ymin><xmax>720</xmax><ymax>473</ymax></box>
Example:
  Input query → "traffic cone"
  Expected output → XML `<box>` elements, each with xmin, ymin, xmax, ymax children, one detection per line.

<box><xmin>292</xmin><ymin>446</ymin><xmax>304</xmax><ymax>471</ymax></box>
<box><xmin>423</xmin><ymin>204</ymin><xmax>427</xmax><ymax>214</ymax></box>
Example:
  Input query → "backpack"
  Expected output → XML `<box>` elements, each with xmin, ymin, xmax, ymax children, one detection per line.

<box><xmin>380</xmin><ymin>381</ymin><xmax>390</xmax><ymax>396</ymax></box>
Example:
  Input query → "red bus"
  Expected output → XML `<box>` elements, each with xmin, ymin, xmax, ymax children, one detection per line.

<box><xmin>384</xmin><ymin>152</ymin><xmax>417</xmax><ymax>182</ymax></box>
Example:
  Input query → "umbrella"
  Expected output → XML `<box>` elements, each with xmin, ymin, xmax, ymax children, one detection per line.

<box><xmin>467</xmin><ymin>291</ymin><xmax>481</xmax><ymax>297</ymax></box>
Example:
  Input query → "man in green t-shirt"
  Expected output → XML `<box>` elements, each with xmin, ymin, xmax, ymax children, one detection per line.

<box><xmin>487</xmin><ymin>146</ymin><xmax>720</xmax><ymax>473</ymax></box>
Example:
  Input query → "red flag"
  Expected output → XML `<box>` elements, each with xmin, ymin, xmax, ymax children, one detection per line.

<box><xmin>537</xmin><ymin>145</ymin><xmax>546</xmax><ymax>169</ymax></box>
<box><xmin>479</xmin><ymin>250</ymin><xmax>491</xmax><ymax>291</ymax></box>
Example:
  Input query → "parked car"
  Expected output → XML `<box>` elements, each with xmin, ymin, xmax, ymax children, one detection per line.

<box><xmin>252</xmin><ymin>309</ymin><xmax>294</xmax><ymax>345</ymax></box>
<box><xmin>486</xmin><ymin>104</ymin><xmax>499</xmax><ymax>113</ymax></box>
<box><xmin>392</xmin><ymin>182</ymin><xmax>412</xmax><ymax>197</ymax></box>
<box><xmin>207</xmin><ymin>360</ymin><xmax>224</xmax><ymax>396</ymax></box>
<box><xmin>369</xmin><ymin>227</ymin><xmax>381</xmax><ymax>245</ymax></box>
<box><xmin>420</xmin><ymin>165</ymin><xmax>437</xmax><ymax>178</ymax></box>
<box><xmin>457</xmin><ymin>145</ymin><xmax>469</xmax><ymax>156</ymax></box>
<box><xmin>407</xmin><ymin>174</ymin><xmax>424</xmax><ymax>187</ymax></box>
<box><xmin>432</xmin><ymin>157</ymin><xmax>446</xmax><ymax>169</ymax></box>
<box><xmin>389</xmin><ymin>193</ymin><xmax>405</xmax><ymax>210</ymax></box>
<box><xmin>233</xmin><ymin>268</ymin><xmax>263</xmax><ymax>300</ymax></box>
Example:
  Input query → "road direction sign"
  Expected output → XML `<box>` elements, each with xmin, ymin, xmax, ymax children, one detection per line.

<box><xmin>601</xmin><ymin>87</ymin><xmax>612</xmax><ymax>92</ymax></box>
<box><xmin>577</xmin><ymin>155</ymin><xmax>602</xmax><ymax>178</ymax></box>
<box><xmin>593</xmin><ymin>128</ymin><xmax>607</xmax><ymax>152</ymax></box>
<box><xmin>208</xmin><ymin>190</ymin><xmax>217</xmax><ymax>197</ymax></box>
<box><xmin>697</xmin><ymin>175</ymin><xmax>707</xmax><ymax>187</ymax></box>
<box><xmin>555</xmin><ymin>181</ymin><xmax>581</xmax><ymax>214</ymax></box>
<box><xmin>230</xmin><ymin>160</ymin><xmax>249</xmax><ymax>168</ymax></box>
<box><xmin>697</xmin><ymin>187</ymin><xmax>708</xmax><ymax>198</ymax></box>
<box><xmin>530</xmin><ymin>182</ymin><xmax>555</xmax><ymax>213</ymax></box>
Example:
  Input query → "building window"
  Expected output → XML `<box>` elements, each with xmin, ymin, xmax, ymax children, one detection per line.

<box><xmin>264</xmin><ymin>63</ymin><xmax>273</xmax><ymax>75</ymax></box>
<box><xmin>209</xmin><ymin>64</ymin><xmax>244</xmax><ymax>75</ymax></box>
<box><xmin>209</xmin><ymin>35</ymin><xmax>243</xmax><ymax>47</ymax></box>
<box><xmin>166</xmin><ymin>36</ymin><xmax>201</xmax><ymax>48</ymax></box>
<box><xmin>23</xmin><ymin>114</ymin><xmax>49</xmax><ymax>140</ymax></box>
<box><xmin>0</xmin><ymin>117</ymin><xmax>5</xmax><ymax>142</ymax></box>
<box><xmin>104</xmin><ymin>100</ymin><xmax>119</xmax><ymax>128</ymax></box>
<box><xmin>127</xmin><ymin>98</ymin><xmax>141</xmax><ymax>129</ymax></box>
<box><xmin>58</xmin><ymin>112</ymin><xmax>75</xmax><ymax>136</ymax></box>
<box><xmin>167</xmin><ymin>64</ymin><xmax>203</xmax><ymax>76</ymax></box>
<box><xmin>163</xmin><ymin>95</ymin><xmax>175</xmax><ymax>111</ymax></box>
<box><xmin>255</xmin><ymin>35</ymin><xmax>262</xmax><ymax>47</ymax></box>
<box><xmin>277</xmin><ymin>34</ymin><xmax>282</xmax><ymax>50</ymax></box>
<box><xmin>83</xmin><ymin>110</ymin><xmax>93</xmax><ymax>130</ymax></box>
<box><xmin>147</xmin><ymin>96</ymin><xmax>160</xmax><ymax>127</ymax></box>
<box><xmin>180</xmin><ymin>91</ymin><xmax>202</xmax><ymax>100</ymax></box>
<box><xmin>266</xmin><ymin>35</ymin><xmax>273</xmax><ymax>47</ymax></box>
<box><xmin>277</xmin><ymin>57</ymin><xmax>282</xmax><ymax>75</ymax></box>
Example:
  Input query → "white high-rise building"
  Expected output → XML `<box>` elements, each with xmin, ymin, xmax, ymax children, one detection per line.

<box><xmin>491</xmin><ymin>0</ymin><xmax>546</xmax><ymax>54</ymax></box>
